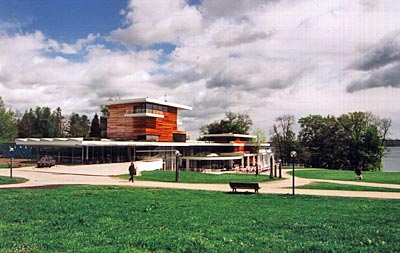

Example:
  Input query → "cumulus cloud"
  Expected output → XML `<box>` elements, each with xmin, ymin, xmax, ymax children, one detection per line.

<box><xmin>211</xmin><ymin>21</ymin><xmax>274</xmax><ymax>48</ymax></box>
<box><xmin>351</xmin><ymin>31</ymin><xmax>400</xmax><ymax>71</ymax></box>
<box><xmin>1</xmin><ymin>0</ymin><xmax>400</xmax><ymax>138</ymax></box>
<box><xmin>347</xmin><ymin>63</ymin><xmax>400</xmax><ymax>93</ymax></box>
<box><xmin>201</xmin><ymin>0</ymin><xmax>279</xmax><ymax>19</ymax></box>
<box><xmin>152</xmin><ymin>66</ymin><xmax>204</xmax><ymax>87</ymax></box>
<box><xmin>109</xmin><ymin>0</ymin><xmax>202</xmax><ymax>46</ymax></box>
<box><xmin>57</xmin><ymin>33</ymin><xmax>99</xmax><ymax>54</ymax></box>
<box><xmin>347</xmin><ymin>31</ymin><xmax>400</xmax><ymax>92</ymax></box>
<box><xmin>0</xmin><ymin>31</ymin><xmax>162</xmax><ymax>114</ymax></box>
<box><xmin>205</xmin><ymin>58</ymin><xmax>309</xmax><ymax>91</ymax></box>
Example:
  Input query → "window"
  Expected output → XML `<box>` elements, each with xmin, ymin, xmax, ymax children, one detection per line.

<box><xmin>133</xmin><ymin>103</ymin><xmax>168</xmax><ymax>114</ymax></box>
<box><xmin>146</xmin><ymin>103</ymin><xmax>167</xmax><ymax>112</ymax></box>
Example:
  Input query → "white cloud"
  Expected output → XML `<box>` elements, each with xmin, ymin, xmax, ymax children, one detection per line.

<box><xmin>57</xmin><ymin>33</ymin><xmax>99</xmax><ymax>54</ymax></box>
<box><xmin>1</xmin><ymin>0</ymin><xmax>400</xmax><ymax>139</ymax></box>
<box><xmin>0</xmin><ymin>31</ymin><xmax>162</xmax><ymax>115</ymax></box>
<box><xmin>109</xmin><ymin>0</ymin><xmax>202</xmax><ymax>46</ymax></box>
<box><xmin>200</xmin><ymin>0</ymin><xmax>279</xmax><ymax>19</ymax></box>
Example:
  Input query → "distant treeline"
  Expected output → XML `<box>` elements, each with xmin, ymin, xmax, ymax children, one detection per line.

<box><xmin>0</xmin><ymin>95</ymin><xmax>102</xmax><ymax>145</ymax></box>
<box><xmin>385</xmin><ymin>139</ymin><xmax>400</xmax><ymax>147</ymax></box>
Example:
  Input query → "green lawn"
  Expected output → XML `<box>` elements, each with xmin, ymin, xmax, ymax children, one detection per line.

<box><xmin>0</xmin><ymin>186</ymin><xmax>399</xmax><ymax>252</ymax></box>
<box><xmin>289</xmin><ymin>169</ymin><xmax>400</xmax><ymax>185</ymax></box>
<box><xmin>297</xmin><ymin>182</ymin><xmax>400</xmax><ymax>192</ymax></box>
<box><xmin>0</xmin><ymin>175</ymin><xmax>28</xmax><ymax>185</ymax></box>
<box><xmin>119</xmin><ymin>170</ymin><xmax>276</xmax><ymax>184</ymax></box>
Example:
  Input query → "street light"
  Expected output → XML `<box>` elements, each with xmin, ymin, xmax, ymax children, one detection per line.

<box><xmin>278</xmin><ymin>159</ymin><xmax>282</xmax><ymax>178</ymax></box>
<box><xmin>175</xmin><ymin>150</ymin><xmax>181</xmax><ymax>182</ymax></box>
<box><xmin>290</xmin><ymin>151</ymin><xmax>297</xmax><ymax>195</ymax></box>
<box><xmin>9</xmin><ymin>147</ymin><xmax>14</xmax><ymax>178</ymax></box>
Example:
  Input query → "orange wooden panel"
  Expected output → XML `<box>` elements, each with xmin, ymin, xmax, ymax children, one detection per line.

<box><xmin>107</xmin><ymin>103</ymin><xmax>183</xmax><ymax>141</ymax></box>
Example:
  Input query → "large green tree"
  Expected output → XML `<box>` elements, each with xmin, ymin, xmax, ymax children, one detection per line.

<box><xmin>0</xmin><ymin>97</ymin><xmax>18</xmax><ymax>143</ymax></box>
<box><xmin>200</xmin><ymin>111</ymin><xmax>253</xmax><ymax>135</ymax></box>
<box><xmin>298</xmin><ymin>112</ymin><xmax>389</xmax><ymax>171</ymax></box>
<box><xmin>68</xmin><ymin>113</ymin><xmax>90</xmax><ymax>138</ymax></box>
<box><xmin>298</xmin><ymin>115</ymin><xmax>339</xmax><ymax>168</ymax></box>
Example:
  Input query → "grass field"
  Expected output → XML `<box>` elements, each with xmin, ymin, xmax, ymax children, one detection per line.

<box><xmin>297</xmin><ymin>182</ymin><xmax>400</xmax><ymax>192</ymax></box>
<box><xmin>1</xmin><ymin>186</ymin><xmax>399</xmax><ymax>252</ymax></box>
<box><xmin>0</xmin><ymin>176</ymin><xmax>27</xmax><ymax>185</ymax></box>
<box><xmin>289</xmin><ymin>169</ymin><xmax>400</xmax><ymax>185</ymax></box>
<box><xmin>119</xmin><ymin>170</ymin><xmax>276</xmax><ymax>184</ymax></box>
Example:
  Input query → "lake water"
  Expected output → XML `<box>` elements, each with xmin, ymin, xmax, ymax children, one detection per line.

<box><xmin>383</xmin><ymin>147</ymin><xmax>400</xmax><ymax>172</ymax></box>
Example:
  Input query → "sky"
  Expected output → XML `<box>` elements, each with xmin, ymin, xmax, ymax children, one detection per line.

<box><xmin>0</xmin><ymin>0</ymin><xmax>399</xmax><ymax>139</ymax></box>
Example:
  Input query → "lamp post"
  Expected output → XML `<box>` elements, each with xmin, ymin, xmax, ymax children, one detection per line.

<box><xmin>9</xmin><ymin>147</ymin><xmax>14</xmax><ymax>178</ymax></box>
<box><xmin>175</xmin><ymin>150</ymin><xmax>181</xmax><ymax>182</ymax></box>
<box><xmin>278</xmin><ymin>159</ymin><xmax>282</xmax><ymax>178</ymax></box>
<box><xmin>290</xmin><ymin>151</ymin><xmax>297</xmax><ymax>195</ymax></box>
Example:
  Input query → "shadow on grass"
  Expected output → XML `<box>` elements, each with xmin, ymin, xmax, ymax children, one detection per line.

<box><xmin>226</xmin><ymin>191</ymin><xmax>258</xmax><ymax>195</ymax></box>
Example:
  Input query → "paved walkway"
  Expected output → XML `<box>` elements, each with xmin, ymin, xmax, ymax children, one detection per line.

<box><xmin>1</xmin><ymin>163</ymin><xmax>400</xmax><ymax>199</ymax></box>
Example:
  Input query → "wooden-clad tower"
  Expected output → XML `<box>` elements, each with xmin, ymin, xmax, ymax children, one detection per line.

<box><xmin>104</xmin><ymin>98</ymin><xmax>192</xmax><ymax>142</ymax></box>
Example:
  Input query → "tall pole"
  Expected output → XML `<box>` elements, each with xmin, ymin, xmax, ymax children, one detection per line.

<box><xmin>175</xmin><ymin>150</ymin><xmax>180</xmax><ymax>182</ymax></box>
<box><xmin>10</xmin><ymin>156</ymin><xmax>13</xmax><ymax>178</ymax></box>
<box><xmin>9</xmin><ymin>147</ymin><xmax>14</xmax><ymax>178</ymax></box>
<box><xmin>292</xmin><ymin>157</ymin><xmax>295</xmax><ymax>195</ymax></box>
<box><xmin>278</xmin><ymin>159</ymin><xmax>282</xmax><ymax>178</ymax></box>
<box><xmin>290</xmin><ymin>151</ymin><xmax>297</xmax><ymax>196</ymax></box>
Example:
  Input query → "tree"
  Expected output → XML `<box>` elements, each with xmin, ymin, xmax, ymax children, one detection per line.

<box><xmin>18</xmin><ymin>107</ymin><xmax>64</xmax><ymax>138</ymax></box>
<box><xmin>270</xmin><ymin>115</ymin><xmax>296</xmax><ymax>165</ymax></box>
<box><xmin>52</xmin><ymin>107</ymin><xmax>64</xmax><ymax>137</ymax></box>
<box><xmin>298</xmin><ymin>112</ymin><xmax>389</xmax><ymax>171</ymax></box>
<box><xmin>251</xmin><ymin>127</ymin><xmax>268</xmax><ymax>176</ymax></box>
<box><xmin>18</xmin><ymin>109</ymin><xmax>35</xmax><ymax>138</ymax></box>
<box><xmin>200</xmin><ymin>111</ymin><xmax>253</xmax><ymax>135</ymax></box>
<box><xmin>90</xmin><ymin>114</ymin><xmax>101</xmax><ymax>138</ymax></box>
<box><xmin>337</xmin><ymin>112</ymin><xmax>385</xmax><ymax>171</ymax></box>
<box><xmin>252</xmin><ymin>127</ymin><xmax>267</xmax><ymax>145</ymax></box>
<box><xmin>251</xmin><ymin>127</ymin><xmax>267</xmax><ymax>156</ymax></box>
<box><xmin>68</xmin><ymin>113</ymin><xmax>90</xmax><ymax>138</ymax></box>
<box><xmin>100</xmin><ymin>95</ymin><xmax>121</xmax><ymax>117</ymax></box>
<box><xmin>0</xmin><ymin>97</ymin><xmax>18</xmax><ymax>143</ymax></box>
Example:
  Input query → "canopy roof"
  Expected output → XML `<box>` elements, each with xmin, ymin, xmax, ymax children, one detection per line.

<box><xmin>104</xmin><ymin>98</ymin><xmax>192</xmax><ymax>110</ymax></box>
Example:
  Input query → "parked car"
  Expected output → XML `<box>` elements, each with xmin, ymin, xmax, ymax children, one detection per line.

<box><xmin>37</xmin><ymin>156</ymin><xmax>56</xmax><ymax>168</ymax></box>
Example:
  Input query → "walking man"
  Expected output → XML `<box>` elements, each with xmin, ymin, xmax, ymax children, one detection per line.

<box><xmin>355</xmin><ymin>168</ymin><xmax>362</xmax><ymax>180</ymax></box>
<box><xmin>129</xmin><ymin>162</ymin><xmax>136</xmax><ymax>182</ymax></box>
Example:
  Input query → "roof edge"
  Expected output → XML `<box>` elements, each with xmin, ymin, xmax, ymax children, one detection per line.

<box><xmin>104</xmin><ymin>98</ymin><xmax>192</xmax><ymax>110</ymax></box>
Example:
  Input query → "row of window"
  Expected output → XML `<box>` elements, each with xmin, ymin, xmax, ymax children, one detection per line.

<box><xmin>134</xmin><ymin>103</ymin><xmax>168</xmax><ymax>113</ymax></box>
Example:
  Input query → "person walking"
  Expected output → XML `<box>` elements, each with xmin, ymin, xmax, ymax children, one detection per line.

<box><xmin>128</xmin><ymin>162</ymin><xmax>136</xmax><ymax>182</ymax></box>
<box><xmin>355</xmin><ymin>168</ymin><xmax>362</xmax><ymax>180</ymax></box>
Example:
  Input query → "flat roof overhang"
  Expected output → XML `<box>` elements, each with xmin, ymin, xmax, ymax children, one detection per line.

<box><xmin>104</xmin><ymin>98</ymin><xmax>192</xmax><ymax>111</ymax></box>
<box><xmin>124</xmin><ymin>112</ymin><xmax>164</xmax><ymax>118</ymax></box>
<box><xmin>15</xmin><ymin>138</ymin><xmax>84</xmax><ymax>147</ymax></box>
<box><xmin>202</xmin><ymin>133</ymin><xmax>257</xmax><ymax>139</ymax></box>
<box><xmin>181</xmin><ymin>155</ymin><xmax>244</xmax><ymax>161</ymax></box>
<box><xmin>15</xmin><ymin>138</ymin><xmax>270</xmax><ymax>148</ymax></box>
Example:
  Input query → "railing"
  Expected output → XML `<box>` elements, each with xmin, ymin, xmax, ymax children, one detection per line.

<box><xmin>125</xmin><ymin>109</ymin><xmax>163</xmax><ymax>115</ymax></box>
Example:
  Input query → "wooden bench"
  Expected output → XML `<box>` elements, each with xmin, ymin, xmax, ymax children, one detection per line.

<box><xmin>229</xmin><ymin>182</ymin><xmax>261</xmax><ymax>193</ymax></box>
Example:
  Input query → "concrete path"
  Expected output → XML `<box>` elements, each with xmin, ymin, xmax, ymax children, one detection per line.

<box><xmin>1</xmin><ymin>163</ymin><xmax>400</xmax><ymax>199</ymax></box>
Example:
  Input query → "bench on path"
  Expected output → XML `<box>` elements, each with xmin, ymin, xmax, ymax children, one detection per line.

<box><xmin>229</xmin><ymin>182</ymin><xmax>261</xmax><ymax>193</ymax></box>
